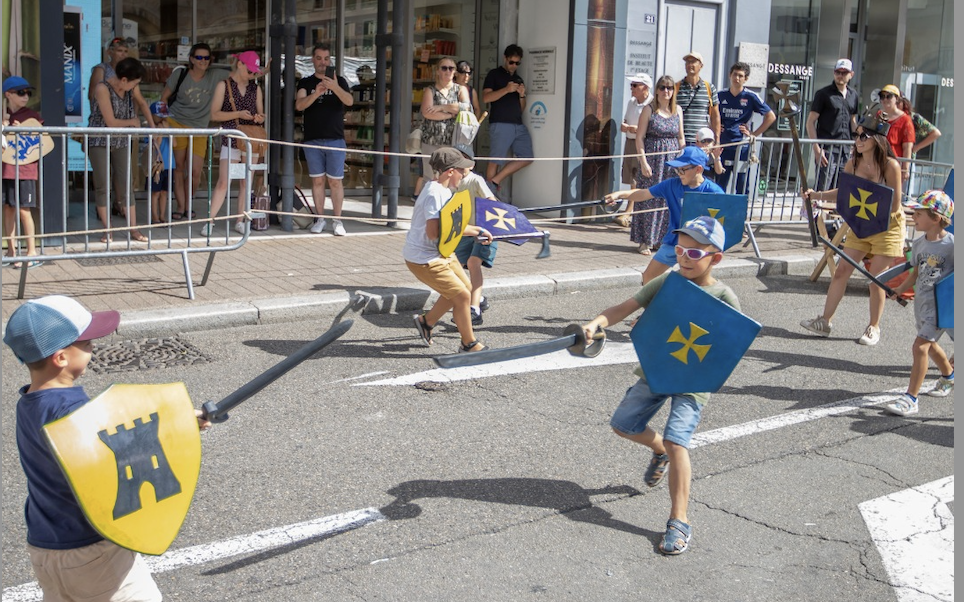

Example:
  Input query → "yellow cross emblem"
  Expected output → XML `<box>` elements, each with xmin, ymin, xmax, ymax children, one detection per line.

<box><xmin>485</xmin><ymin>207</ymin><xmax>516</xmax><ymax>231</ymax></box>
<box><xmin>666</xmin><ymin>322</ymin><xmax>712</xmax><ymax>364</ymax></box>
<box><xmin>849</xmin><ymin>188</ymin><xmax>877</xmax><ymax>221</ymax></box>
<box><xmin>707</xmin><ymin>208</ymin><xmax>725</xmax><ymax>225</ymax></box>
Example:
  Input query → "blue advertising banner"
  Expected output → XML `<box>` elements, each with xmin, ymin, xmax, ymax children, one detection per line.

<box><xmin>63</xmin><ymin>8</ymin><xmax>83</xmax><ymax>123</ymax></box>
<box><xmin>66</xmin><ymin>0</ymin><xmax>99</xmax><ymax>171</ymax></box>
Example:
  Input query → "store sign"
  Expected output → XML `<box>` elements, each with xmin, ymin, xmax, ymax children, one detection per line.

<box><xmin>738</xmin><ymin>42</ymin><xmax>769</xmax><ymax>88</ymax></box>
<box><xmin>768</xmin><ymin>63</ymin><xmax>813</xmax><ymax>79</ymax></box>
<box><xmin>64</xmin><ymin>7</ymin><xmax>83</xmax><ymax>123</ymax></box>
<box><xmin>527</xmin><ymin>47</ymin><xmax>556</xmax><ymax>95</ymax></box>
<box><xmin>625</xmin><ymin>3</ymin><xmax>657</xmax><ymax>79</ymax></box>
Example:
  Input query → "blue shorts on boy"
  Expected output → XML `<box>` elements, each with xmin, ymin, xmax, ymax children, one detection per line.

<box><xmin>909</xmin><ymin>232</ymin><xmax>954</xmax><ymax>341</ymax></box>
<box><xmin>610</xmin><ymin>271</ymin><xmax>740</xmax><ymax>448</ymax></box>
<box><xmin>454</xmin><ymin>237</ymin><xmax>498</xmax><ymax>268</ymax></box>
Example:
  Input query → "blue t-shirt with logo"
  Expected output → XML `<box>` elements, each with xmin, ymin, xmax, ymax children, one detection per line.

<box><xmin>16</xmin><ymin>385</ymin><xmax>104</xmax><ymax>549</ymax></box>
<box><xmin>648</xmin><ymin>177</ymin><xmax>725</xmax><ymax>246</ymax></box>
<box><xmin>718</xmin><ymin>88</ymin><xmax>772</xmax><ymax>144</ymax></box>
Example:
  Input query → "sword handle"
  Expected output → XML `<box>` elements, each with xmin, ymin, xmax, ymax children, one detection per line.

<box><xmin>201</xmin><ymin>319</ymin><xmax>354</xmax><ymax>422</ymax></box>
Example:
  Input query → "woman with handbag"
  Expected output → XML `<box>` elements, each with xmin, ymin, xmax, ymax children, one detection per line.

<box><xmin>415</xmin><ymin>58</ymin><xmax>470</xmax><ymax>194</ymax></box>
<box><xmin>204</xmin><ymin>51</ymin><xmax>266</xmax><ymax>236</ymax></box>
<box><xmin>159</xmin><ymin>43</ymin><xmax>230</xmax><ymax>221</ymax></box>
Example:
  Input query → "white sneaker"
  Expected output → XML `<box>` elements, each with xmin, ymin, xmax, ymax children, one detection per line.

<box><xmin>234</xmin><ymin>222</ymin><xmax>246</xmax><ymax>235</ymax></box>
<box><xmin>884</xmin><ymin>394</ymin><xmax>919</xmax><ymax>417</ymax></box>
<box><xmin>332</xmin><ymin>220</ymin><xmax>346</xmax><ymax>236</ymax></box>
<box><xmin>200</xmin><ymin>223</ymin><xmax>213</xmax><ymax>236</ymax></box>
<box><xmin>857</xmin><ymin>324</ymin><xmax>880</xmax><ymax>346</ymax></box>
<box><xmin>310</xmin><ymin>218</ymin><xmax>327</xmax><ymax>234</ymax></box>
<box><xmin>927</xmin><ymin>376</ymin><xmax>954</xmax><ymax>397</ymax></box>
<box><xmin>800</xmin><ymin>315</ymin><xmax>832</xmax><ymax>337</ymax></box>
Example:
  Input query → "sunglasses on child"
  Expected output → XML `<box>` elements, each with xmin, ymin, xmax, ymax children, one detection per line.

<box><xmin>11</xmin><ymin>89</ymin><xmax>32</xmax><ymax>97</ymax></box>
<box><xmin>675</xmin><ymin>245</ymin><xmax>716</xmax><ymax>260</ymax></box>
<box><xmin>508</xmin><ymin>60</ymin><xmax>521</xmax><ymax>65</ymax></box>
<box><xmin>457</xmin><ymin>69</ymin><xmax>472</xmax><ymax>75</ymax></box>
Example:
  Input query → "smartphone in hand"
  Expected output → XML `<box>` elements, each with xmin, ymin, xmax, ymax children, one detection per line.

<box><xmin>325</xmin><ymin>66</ymin><xmax>336</xmax><ymax>79</ymax></box>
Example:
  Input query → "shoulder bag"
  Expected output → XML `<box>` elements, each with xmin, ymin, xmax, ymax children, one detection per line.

<box><xmin>225</xmin><ymin>78</ymin><xmax>268</xmax><ymax>161</ymax></box>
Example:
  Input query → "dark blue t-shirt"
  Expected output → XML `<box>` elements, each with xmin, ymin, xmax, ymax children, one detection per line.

<box><xmin>482</xmin><ymin>66</ymin><xmax>524</xmax><ymax>125</ymax></box>
<box><xmin>16</xmin><ymin>385</ymin><xmax>103</xmax><ymax>549</ymax></box>
<box><xmin>648</xmin><ymin>177</ymin><xmax>725</xmax><ymax>246</ymax></box>
<box><xmin>718</xmin><ymin>88</ymin><xmax>772</xmax><ymax>144</ymax></box>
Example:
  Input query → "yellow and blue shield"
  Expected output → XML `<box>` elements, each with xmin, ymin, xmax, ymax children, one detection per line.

<box><xmin>631</xmin><ymin>272</ymin><xmax>761</xmax><ymax>395</ymax></box>
<box><xmin>438</xmin><ymin>190</ymin><xmax>474</xmax><ymax>257</ymax></box>
<box><xmin>2</xmin><ymin>118</ymin><xmax>55</xmax><ymax>166</ymax></box>
<box><xmin>42</xmin><ymin>383</ymin><xmax>201</xmax><ymax>555</ymax></box>
<box><xmin>835</xmin><ymin>172</ymin><xmax>893</xmax><ymax>239</ymax></box>
<box><xmin>935</xmin><ymin>272</ymin><xmax>953</xmax><ymax>329</ymax></box>
<box><xmin>681</xmin><ymin>192</ymin><xmax>748</xmax><ymax>251</ymax></box>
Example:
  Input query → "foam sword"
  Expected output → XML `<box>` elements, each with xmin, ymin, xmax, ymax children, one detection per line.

<box><xmin>818</xmin><ymin>237</ymin><xmax>908</xmax><ymax>306</ymax></box>
<box><xmin>201</xmin><ymin>319</ymin><xmax>354</xmax><ymax>422</ymax></box>
<box><xmin>433</xmin><ymin>323</ymin><xmax>606</xmax><ymax>368</ymax></box>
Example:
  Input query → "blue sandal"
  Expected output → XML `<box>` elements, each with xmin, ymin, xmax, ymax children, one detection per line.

<box><xmin>660</xmin><ymin>519</ymin><xmax>691</xmax><ymax>555</ymax></box>
<box><xmin>644</xmin><ymin>452</ymin><xmax>670</xmax><ymax>488</ymax></box>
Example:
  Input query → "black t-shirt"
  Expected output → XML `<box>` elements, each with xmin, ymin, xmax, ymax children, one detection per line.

<box><xmin>810</xmin><ymin>82</ymin><xmax>859</xmax><ymax>140</ymax></box>
<box><xmin>297</xmin><ymin>75</ymin><xmax>351</xmax><ymax>141</ymax></box>
<box><xmin>483</xmin><ymin>66</ymin><xmax>523</xmax><ymax>125</ymax></box>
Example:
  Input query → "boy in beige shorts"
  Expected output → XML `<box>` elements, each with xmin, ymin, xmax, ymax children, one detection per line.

<box><xmin>404</xmin><ymin>147</ymin><xmax>494</xmax><ymax>353</ymax></box>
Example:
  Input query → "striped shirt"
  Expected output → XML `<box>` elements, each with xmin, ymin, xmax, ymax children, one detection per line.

<box><xmin>676</xmin><ymin>78</ymin><xmax>719</xmax><ymax>143</ymax></box>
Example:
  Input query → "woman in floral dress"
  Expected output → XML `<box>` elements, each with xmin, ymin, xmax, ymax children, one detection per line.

<box><xmin>632</xmin><ymin>75</ymin><xmax>685</xmax><ymax>254</ymax></box>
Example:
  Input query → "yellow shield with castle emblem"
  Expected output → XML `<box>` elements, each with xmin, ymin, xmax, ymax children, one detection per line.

<box><xmin>42</xmin><ymin>383</ymin><xmax>201</xmax><ymax>555</ymax></box>
<box><xmin>438</xmin><ymin>189</ymin><xmax>474</xmax><ymax>257</ymax></box>
<box><xmin>2</xmin><ymin>118</ymin><xmax>56</xmax><ymax>166</ymax></box>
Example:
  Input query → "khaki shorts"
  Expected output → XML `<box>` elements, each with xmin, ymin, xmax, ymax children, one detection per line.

<box><xmin>844</xmin><ymin>210</ymin><xmax>906</xmax><ymax>258</ymax></box>
<box><xmin>406</xmin><ymin>256</ymin><xmax>471</xmax><ymax>300</ymax></box>
<box><xmin>167</xmin><ymin>116</ymin><xmax>210</xmax><ymax>158</ymax></box>
<box><xmin>27</xmin><ymin>540</ymin><xmax>161</xmax><ymax>602</ymax></box>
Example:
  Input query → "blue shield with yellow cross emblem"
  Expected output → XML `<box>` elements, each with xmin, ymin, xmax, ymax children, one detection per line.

<box><xmin>835</xmin><ymin>172</ymin><xmax>893</xmax><ymax>239</ymax></box>
<box><xmin>680</xmin><ymin>192</ymin><xmax>747</xmax><ymax>251</ymax></box>
<box><xmin>943</xmin><ymin>169</ymin><xmax>954</xmax><ymax>234</ymax></box>
<box><xmin>630</xmin><ymin>272</ymin><xmax>762</xmax><ymax>395</ymax></box>
<box><xmin>474</xmin><ymin>197</ymin><xmax>539</xmax><ymax>246</ymax></box>
<box><xmin>935</xmin><ymin>272</ymin><xmax>953</xmax><ymax>329</ymax></box>
<box><xmin>438</xmin><ymin>189</ymin><xmax>474</xmax><ymax>257</ymax></box>
<box><xmin>42</xmin><ymin>383</ymin><xmax>202</xmax><ymax>555</ymax></box>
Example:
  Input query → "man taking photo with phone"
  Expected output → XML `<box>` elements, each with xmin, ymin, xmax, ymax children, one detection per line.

<box><xmin>482</xmin><ymin>44</ymin><xmax>534</xmax><ymax>202</ymax></box>
<box><xmin>296</xmin><ymin>43</ymin><xmax>354</xmax><ymax>236</ymax></box>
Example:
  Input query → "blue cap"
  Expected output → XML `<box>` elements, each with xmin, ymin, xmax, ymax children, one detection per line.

<box><xmin>674</xmin><ymin>216</ymin><xmax>726</xmax><ymax>251</ymax></box>
<box><xmin>150</xmin><ymin>101</ymin><xmax>169</xmax><ymax>117</ymax></box>
<box><xmin>3</xmin><ymin>76</ymin><xmax>33</xmax><ymax>94</ymax></box>
<box><xmin>666</xmin><ymin>146</ymin><xmax>710</xmax><ymax>169</ymax></box>
<box><xmin>3</xmin><ymin>296</ymin><xmax>119</xmax><ymax>364</ymax></box>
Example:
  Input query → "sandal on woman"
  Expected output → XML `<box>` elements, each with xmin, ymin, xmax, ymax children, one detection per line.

<box><xmin>100</xmin><ymin>234</ymin><xmax>112</xmax><ymax>243</ymax></box>
<box><xmin>131</xmin><ymin>232</ymin><xmax>149</xmax><ymax>243</ymax></box>
<box><xmin>458</xmin><ymin>340</ymin><xmax>487</xmax><ymax>353</ymax></box>
<box><xmin>644</xmin><ymin>452</ymin><xmax>669</xmax><ymax>487</ymax></box>
<box><xmin>414</xmin><ymin>314</ymin><xmax>434</xmax><ymax>346</ymax></box>
<box><xmin>171</xmin><ymin>212</ymin><xmax>184</xmax><ymax>221</ymax></box>
<box><xmin>659</xmin><ymin>519</ymin><xmax>691</xmax><ymax>555</ymax></box>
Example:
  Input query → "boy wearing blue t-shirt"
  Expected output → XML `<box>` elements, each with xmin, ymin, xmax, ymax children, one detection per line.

<box><xmin>4</xmin><ymin>295</ymin><xmax>211</xmax><ymax>600</ymax></box>
<box><xmin>716</xmin><ymin>62</ymin><xmax>776</xmax><ymax>194</ymax></box>
<box><xmin>605</xmin><ymin>145</ymin><xmax>724</xmax><ymax>284</ymax></box>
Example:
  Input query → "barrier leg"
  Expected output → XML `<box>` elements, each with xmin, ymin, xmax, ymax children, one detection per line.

<box><xmin>743</xmin><ymin>222</ymin><xmax>761</xmax><ymax>257</ymax></box>
<box><xmin>17</xmin><ymin>261</ymin><xmax>28</xmax><ymax>299</ymax></box>
<box><xmin>200</xmin><ymin>251</ymin><xmax>217</xmax><ymax>287</ymax></box>
<box><xmin>181</xmin><ymin>250</ymin><xmax>196</xmax><ymax>300</ymax></box>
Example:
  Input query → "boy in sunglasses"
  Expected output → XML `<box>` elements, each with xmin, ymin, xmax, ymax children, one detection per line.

<box><xmin>604</xmin><ymin>145</ymin><xmax>724</xmax><ymax>284</ymax></box>
<box><xmin>2</xmin><ymin>76</ymin><xmax>43</xmax><ymax>268</ymax></box>
<box><xmin>582</xmin><ymin>216</ymin><xmax>737</xmax><ymax>555</ymax></box>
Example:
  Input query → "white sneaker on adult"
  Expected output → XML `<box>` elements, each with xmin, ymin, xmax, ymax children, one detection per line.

<box><xmin>333</xmin><ymin>220</ymin><xmax>346</xmax><ymax>236</ymax></box>
<box><xmin>857</xmin><ymin>324</ymin><xmax>880</xmax><ymax>346</ymax></box>
<box><xmin>310</xmin><ymin>218</ymin><xmax>327</xmax><ymax>234</ymax></box>
<box><xmin>200</xmin><ymin>223</ymin><xmax>213</xmax><ymax>236</ymax></box>
<box><xmin>234</xmin><ymin>222</ymin><xmax>246</xmax><ymax>235</ymax></box>
<box><xmin>800</xmin><ymin>315</ymin><xmax>832</xmax><ymax>337</ymax></box>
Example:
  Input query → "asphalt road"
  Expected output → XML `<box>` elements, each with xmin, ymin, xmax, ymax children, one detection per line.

<box><xmin>1</xmin><ymin>273</ymin><xmax>954</xmax><ymax>601</ymax></box>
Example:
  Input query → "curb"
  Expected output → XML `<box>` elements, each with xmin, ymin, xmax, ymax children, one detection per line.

<box><xmin>112</xmin><ymin>254</ymin><xmax>819</xmax><ymax>338</ymax></box>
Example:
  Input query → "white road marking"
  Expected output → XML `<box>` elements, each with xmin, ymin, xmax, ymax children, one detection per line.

<box><xmin>327</xmin><ymin>370</ymin><xmax>390</xmax><ymax>384</ymax></box>
<box><xmin>859</xmin><ymin>477</ymin><xmax>954</xmax><ymax>602</ymax></box>
<box><xmin>356</xmin><ymin>342</ymin><xmax>639</xmax><ymax>386</ymax></box>
<box><xmin>1</xmin><ymin>508</ymin><xmax>385</xmax><ymax>602</ymax></box>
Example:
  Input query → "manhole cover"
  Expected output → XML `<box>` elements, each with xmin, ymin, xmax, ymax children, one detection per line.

<box><xmin>89</xmin><ymin>336</ymin><xmax>212</xmax><ymax>374</ymax></box>
<box><xmin>76</xmin><ymin>255</ymin><xmax>163</xmax><ymax>267</ymax></box>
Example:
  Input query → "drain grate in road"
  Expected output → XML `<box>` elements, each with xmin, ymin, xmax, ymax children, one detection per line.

<box><xmin>76</xmin><ymin>255</ymin><xmax>163</xmax><ymax>267</ymax></box>
<box><xmin>89</xmin><ymin>336</ymin><xmax>212</xmax><ymax>374</ymax></box>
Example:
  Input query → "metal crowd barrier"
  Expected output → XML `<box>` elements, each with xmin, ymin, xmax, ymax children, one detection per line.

<box><xmin>0</xmin><ymin>125</ymin><xmax>262</xmax><ymax>299</ymax></box>
<box><xmin>723</xmin><ymin>136</ymin><xmax>953</xmax><ymax>256</ymax></box>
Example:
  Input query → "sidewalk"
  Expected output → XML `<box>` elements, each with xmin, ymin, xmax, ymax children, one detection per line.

<box><xmin>1</xmin><ymin>196</ymin><xmax>825</xmax><ymax>336</ymax></box>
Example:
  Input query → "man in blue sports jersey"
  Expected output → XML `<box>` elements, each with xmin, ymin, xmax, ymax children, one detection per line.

<box><xmin>716</xmin><ymin>62</ymin><xmax>775</xmax><ymax>194</ymax></box>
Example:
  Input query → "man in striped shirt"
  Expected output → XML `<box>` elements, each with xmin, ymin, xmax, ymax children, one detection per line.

<box><xmin>676</xmin><ymin>51</ymin><xmax>720</xmax><ymax>145</ymax></box>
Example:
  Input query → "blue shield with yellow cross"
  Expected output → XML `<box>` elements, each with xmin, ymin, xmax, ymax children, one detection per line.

<box><xmin>935</xmin><ymin>272</ymin><xmax>953</xmax><ymax>329</ymax></box>
<box><xmin>630</xmin><ymin>272</ymin><xmax>762</xmax><ymax>395</ymax></box>
<box><xmin>835</xmin><ymin>172</ymin><xmax>893</xmax><ymax>239</ymax></box>
<box><xmin>43</xmin><ymin>383</ymin><xmax>202</xmax><ymax>555</ymax></box>
<box><xmin>943</xmin><ymin>169</ymin><xmax>954</xmax><ymax>234</ymax></box>
<box><xmin>474</xmin><ymin>197</ymin><xmax>539</xmax><ymax>246</ymax></box>
<box><xmin>438</xmin><ymin>189</ymin><xmax>474</xmax><ymax>257</ymax></box>
<box><xmin>681</xmin><ymin>192</ymin><xmax>747</xmax><ymax>251</ymax></box>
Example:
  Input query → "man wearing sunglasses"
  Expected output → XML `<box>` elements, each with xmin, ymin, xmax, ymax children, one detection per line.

<box><xmin>482</xmin><ymin>44</ymin><xmax>534</xmax><ymax>200</ymax></box>
<box><xmin>604</xmin><ymin>146</ymin><xmax>724</xmax><ymax>285</ymax></box>
<box><xmin>805</xmin><ymin>58</ymin><xmax>860</xmax><ymax>191</ymax></box>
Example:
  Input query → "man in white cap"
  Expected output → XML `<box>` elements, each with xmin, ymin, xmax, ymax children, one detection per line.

<box><xmin>806</xmin><ymin>58</ymin><xmax>859</xmax><ymax>191</ymax></box>
<box><xmin>616</xmin><ymin>73</ymin><xmax>654</xmax><ymax>225</ymax></box>
<box><xmin>676</xmin><ymin>51</ymin><xmax>720</xmax><ymax>145</ymax></box>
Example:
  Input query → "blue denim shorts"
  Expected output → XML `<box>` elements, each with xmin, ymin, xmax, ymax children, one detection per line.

<box><xmin>652</xmin><ymin>242</ymin><xmax>678</xmax><ymax>267</ymax></box>
<box><xmin>304</xmin><ymin>138</ymin><xmax>347</xmax><ymax>179</ymax></box>
<box><xmin>488</xmin><ymin>123</ymin><xmax>534</xmax><ymax>165</ymax></box>
<box><xmin>454</xmin><ymin>237</ymin><xmax>498</xmax><ymax>268</ymax></box>
<box><xmin>610</xmin><ymin>378</ymin><xmax>703</xmax><ymax>448</ymax></box>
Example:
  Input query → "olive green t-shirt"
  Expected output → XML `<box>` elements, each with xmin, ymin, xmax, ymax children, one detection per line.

<box><xmin>631</xmin><ymin>271</ymin><xmax>741</xmax><ymax>404</ymax></box>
